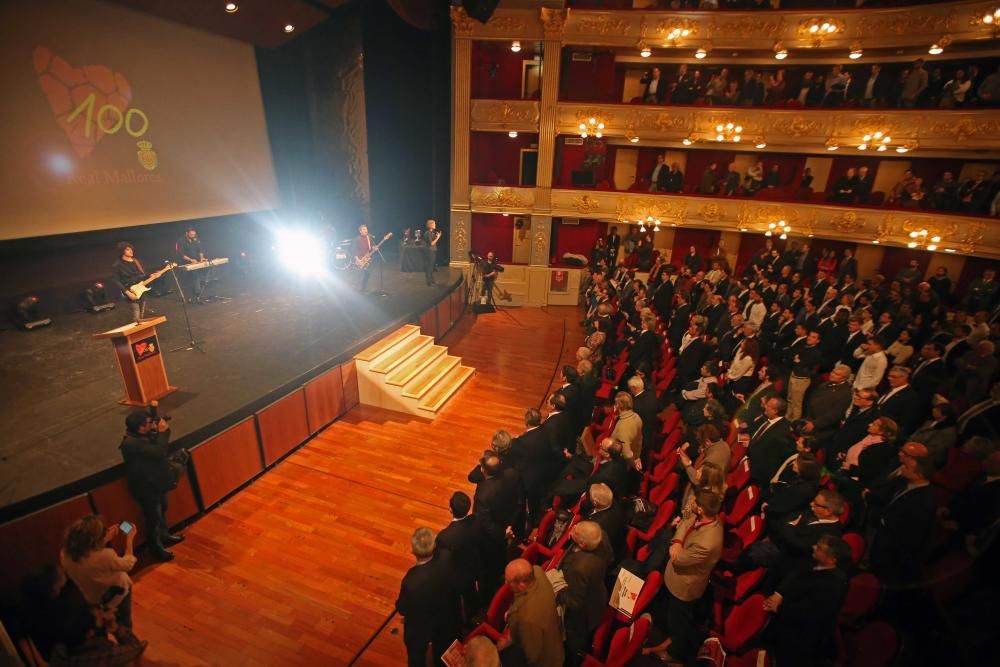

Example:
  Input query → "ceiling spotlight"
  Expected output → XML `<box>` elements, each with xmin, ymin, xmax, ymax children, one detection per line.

<box><xmin>640</xmin><ymin>44</ymin><xmax>652</xmax><ymax>58</ymax></box>
<box><xmin>984</xmin><ymin>9</ymin><xmax>1000</xmax><ymax>24</ymax></box>
<box><xmin>508</xmin><ymin>130</ymin><xmax>518</xmax><ymax>138</ymax></box>
<box><xmin>682</xmin><ymin>136</ymin><xmax>693</xmax><ymax>146</ymax></box>
<box><xmin>826</xmin><ymin>141</ymin><xmax>839</xmax><ymax>151</ymax></box>
<box><xmin>755</xmin><ymin>139</ymin><xmax>767</xmax><ymax>149</ymax></box>
<box><xmin>695</xmin><ymin>47</ymin><xmax>707</xmax><ymax>59</ymax></box>
<box><xmin>224</xmin><ymin>2</ymin><xmax>238</xmax><ymax>13</ymax></box>
<box><xmin>849</xmin><ymin>43</ymin><xmax>863</xmax><ymax>59</ymax></box>
<box><xmin>510</xmin><ymin>41</ymin><xmax>521</xmax><ymax>53</ymax></box>
<box><xmin>872</xmin><ymin>239</ymin><xmax>880</xmax><ymax>244</ymax></box>
<box><xmin>944</xmin><ymin>248</ymin><xmax>957</xmax><ymax>253</ymax></box>
<box><xmin>773</xmin><ymin>43</ymin><xmax>788</xmax><ymax>60</ymax></box>
<box><xmin>284</xmin><ymin>24</ymin><xmax>295</xmax><ymax>33</ymax></box>
<box><xmin>629</xmin><ymin>135</ymin><xmax>640</xmax><ymax>143</ymax></box>
<box><xmin>928</xmin><ymin>42</ymin><xmax>943</xmax><ymax>54</ymax></box>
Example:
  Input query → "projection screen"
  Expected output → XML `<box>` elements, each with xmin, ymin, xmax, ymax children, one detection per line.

<box><xmin>0</xmin><ymin>0</ymin><xmax>280</xmax><ymax>240</ymax></box>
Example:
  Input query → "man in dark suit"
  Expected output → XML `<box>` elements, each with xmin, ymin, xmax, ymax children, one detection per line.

<box><xmin>436</xmin><ymin>492</ymin><xmax>482</xmax><ymax>624</ymax></box>
<box><xmin>868</xmin><ymin>449</ymin><xmax>936</xmax><ymax>589</ymax></box>
<box><xmin>606</xmin><ymin>227</ymin><xmax>621</xmax><ymax>264</ymax></box>
<box><xmin>809</xmin><ymin>271</ymin><xmax>833</xmax><ymax>306</ymax></box>
<box><xmin>628</xmin><ymin>316</ymin><xmax>661</xmax><ymax>377</ymax></box>
<box><xmin>822</xmin><ymin>387</ymin><xmax>879</xmax><ymax>462</ymax></box>
<box><xmin>557</xmin><ymin>365</ymin><xmax>583</xmax><ymax>425</ymax></box>
<box><xmin>734</xmin><ymin>365</ymin><xmax>779</xmax><ymax>428</ymax></box>
<box><xmin>747</xmin><ymin>398</ymin><xmax>796</xmax><ymax>486</ymax></box>
<box><xmin>670</xmin><ymin>63</ymin><xmax>696</xmax><ymax>104</ymax></box>
<box><xmin>675</xmin><ymin>321</ymin><xmax>706</xmax><ymax>386</ymax></box>
<box><xmin>628</xmin><ymin>375</ymin><xmax>661</xmax><ymax>469</ymax></box>
<box><xmin>876</xmin><ymin>366</ymin><xmax>921</xmax><ymax>440</ymax></box>
<box><xmin>396</xmin><ymin>528</ymin><xmax>463</xmax><ymax>667</ymax></box>
<box><xmin>119</xmin><ymin>411</ymin><xmax>184</xmax><ymax>562</ymax></box>
<box><xmin>511</xmin><ymin>409</ymin><xmax>559</xmax><ymax>527</ymax></box>
<box><xmin>668</xmin><ymin>293</ymin><xmax>692</xmax><ymax>350</ymax></box>
<box><xmin>910</xmin><ymin>341</ymin><xmax>948</xmax><ymax>410</ymax></box>
<box><xmin>653</xmin><ymin>271</ymin><xmax>676</xmax><ymax>319</ymax></box>
<box><xmin>763</xmin><ymin>535</ymin><xmax>851</xmax><ymax>667</ymax></box>
<box><xmin>830</xmin><ymin>169</ymin><xmax>856</xmax><ymax>203</ymax></box>
<box><xmin>803</xmin><ymin>364</ymin><xmax>853</xmax><ymax>442</ymax></box>
<box><xmin>647</xmin><ymin>153</ymin><xmax>670</xmax><ymax>192</ymax></box>
<box><xmin>665</xmin><ymin>163</ymin><xmax>684</xmax><ymax>193</ymax></box>
<box><xmin>473</xmin><ymin>453</ymin><xmax>522</xmax><ymax>600</ymax></box>
<box><xmin>543</xmin><ymin>393</ymin><xmax>578</xmax><ymax>459</ymax></box>
<box><xmin>852</xmin><ymin>166</ymin><xmax>875</xmax><ymax>204</ymax></box>
<box><xmin>840</xmin><ymin>317</ymin><xmax>867</xmax><ymax>371</ymax></box>
<box><xmin>859</xmin><ymin>63</ymin><xmax>891</xmax><ymax>106</ymax></box>
<box><xmin>560</xmin><ymin>521</ymin><xmax>614</xmax><ymax>662</ymax></box>
<box><xmin>640</xmin><ymin>66</ymin><xmax>667</xmax><ymax>103</ymax></box>
<box><xmin>768</xmin><ymin>490</ymin><xmax>845</xmax><ymax>576</ymax></box>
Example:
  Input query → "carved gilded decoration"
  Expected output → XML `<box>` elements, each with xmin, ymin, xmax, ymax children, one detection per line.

<box><xmin>539</xmin><ymin>189</ymin><xmax>1000</xmax><ymax>258</ymax></box>
<box><xmin>467</xmin><ymin>2</ymin><xmax>996</xmax><ymax>50</ymax></box>
<box><xmin>450</xmin><ymin>210</ymin><xmax>471</xmax><ymax>260</ymax></box>
<box><xmin>542</xmin><ymin>103</ymin><xmax>1000</xmax><ymax>156</ymax></box>
<box><xmin>470</xmin><ymin>100</ymin><xmax>540</xmax><ymax>129</ymax></box>
<box><xmin>471</xmin><ymin>186</ymin><xmax>535</xmax><ymax>212</ymax></box>
<box><xmin>540</xmin><ymin>8</ymin><xmax>567</xmax><ymax>38</ymax></box>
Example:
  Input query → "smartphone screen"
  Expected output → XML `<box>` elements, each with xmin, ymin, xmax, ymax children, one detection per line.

<box><xmin>119</xmin><ymin>521</ymin><xmax>133</xmax><ymax>535</ymax></box>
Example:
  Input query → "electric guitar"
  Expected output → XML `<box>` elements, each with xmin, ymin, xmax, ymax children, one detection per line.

<box><xmin>128</xmin><ymin>262</ymin><xmax>178</xmax><ymax>299</ymax></box>
<box><xmin>355</xmin><ymin>233</ymin><xmax>393</xmax><ymax>269</ymax></box>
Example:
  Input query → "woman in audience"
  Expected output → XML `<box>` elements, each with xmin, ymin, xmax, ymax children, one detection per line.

<box><xmin>900</xmin><ymin>176</ymin><xmax>927</xmax><ymax>208</ymax></box>
<box><xmin>764</xmin><ymin>68</ymin><xmax>787</xmax><ymax>105</ymax></box>
<box><xmin>676</xmin><ymin>461</ymin><xmax>726</xmax><ymax>525</ymax></box>
<box><xmin>722</xmin><ymin>79</ymin><xmax>741</xmax><ymax>105</ymax></box>
<box><xmin>763</xmin><ymin>452</ymin><xmax>823</xmax><ymax>521</ymax></box>
<box><xmin>837</xmin><ymin>416</ymin><xmax>900</xmax><ymax>488</ymax></box>
<box><xmin>817</xmin><ymin>249</ymin><xmax>838</xmax><ymax>275</ymax></box>
<box><xmin>727</xmin><ymin>337</ymin><xmax>759</xmax><ymax>397</ymax></box>
<box><xmin>887</xmin><ymin>328</ymin><xmax>915</xmax><ymax>365</ymax></box>
<box><xmin>744</xmin><ymin>161</ymin><xmax>765</xmax><ymax>195</ymax></box>
<box><xmin>60</xmin><ymin>515</ymin><xmax>137</xmax><ymax>632</ymax></box>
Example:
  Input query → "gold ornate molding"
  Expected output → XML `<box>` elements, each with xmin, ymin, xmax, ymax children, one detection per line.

<box><xmin>537</xmin><ymin>188</ymin><xmax>1000</xmax><ymax>257</ymax></box>
<box><xmin>450</xmin><ymin>7</ymin><xmax>543</xmax><ymax>40</ymax></box>
<box><xmin>470</xmin><ymin>100</ymin><xmax>540</xmax><ymax>131</ymax></box>
<box><xmin>442</xmin><ymin>2</ymin><xmax>998</xmax><ymax>50</ymax></box>
<box><xmin>549</xmin><ymin>103</ymin><xmax>1000</xmax><ymax>156</ymax></box>
<box><xmin>470</xmin><ymin>186</ymin><xmax>536</xmax><ymax>214</ymax></box>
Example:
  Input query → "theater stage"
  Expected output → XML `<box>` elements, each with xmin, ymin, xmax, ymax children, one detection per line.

<box><xmin>0</xmin><ymin>264</ymin><xmax>464</xmax><ymax>515</ymax></box>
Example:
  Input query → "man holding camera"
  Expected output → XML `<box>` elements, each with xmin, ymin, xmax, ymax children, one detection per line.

<box><xmin>480</xmin><ymin>251</ymin><xmax>503</xmax><ymax>306</ymax></box>
<box><xmin>119</xmin><ymin>412</ymin><xmax>186</xmax><ymax>562</ymax></box>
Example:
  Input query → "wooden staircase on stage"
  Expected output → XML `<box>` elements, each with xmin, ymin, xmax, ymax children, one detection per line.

<box><xmin>354</xmin><ymin>324</ymin><xmax>475</xmax><ymax>417</ymax></box>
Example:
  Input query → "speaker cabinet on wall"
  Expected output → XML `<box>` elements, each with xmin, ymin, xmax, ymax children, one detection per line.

<box><xmin>462</xmin><ymin>0</ymin><xmax>500</xmax><ymax>23</ymax></box>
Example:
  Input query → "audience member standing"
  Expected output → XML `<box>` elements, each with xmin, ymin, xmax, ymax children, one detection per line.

<box><xmin>500</xmin><ymin>560</ymin><xmax>564</xmax><ymax>667</ymax></box>
<box><xmin>396</xmin><ymin>528</ymin><xmax>462</xmax><ymax>667</ymax></box>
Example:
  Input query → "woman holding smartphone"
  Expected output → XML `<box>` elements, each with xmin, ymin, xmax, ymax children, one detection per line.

<box><xmin>60</xmin><ymin>515</ymin><xmax>137</xmax><ymax>631</ymax></box>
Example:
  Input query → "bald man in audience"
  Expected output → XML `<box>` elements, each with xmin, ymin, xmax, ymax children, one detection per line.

<box><xmin>559</xmin><ymin>521</ymin><xmax>614</xmax><ymax>663</ymax></box>
<box><xmin>497</xmin><ymin>559</ymin><xmax>564</xmax><ymax>667</ymax></box>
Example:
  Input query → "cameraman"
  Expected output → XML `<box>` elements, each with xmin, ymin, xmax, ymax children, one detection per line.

<box><xmin>119</xmin><ymin>412</ymin><xmax>185</xmax><ymax>562</ymax></box>
<box><xmin>480</xmin><ymin>251</ymin><xmax>503</xmax><ymax>306</ymax></box>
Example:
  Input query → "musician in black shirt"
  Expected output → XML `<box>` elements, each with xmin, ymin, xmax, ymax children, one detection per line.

<box><xmin>423</xmin><ymin>218</ymin><xmax>442</xmax><ymax>287</ymax></box>
<box><xmin>175</xmin><ymin>227</ymin><xmax>208</xmax><ymax>303</ymax></box>
<box><xmin>111</xmin><ymin>242</ymin><xmax>148</xmax><ymax>323</ymax></box>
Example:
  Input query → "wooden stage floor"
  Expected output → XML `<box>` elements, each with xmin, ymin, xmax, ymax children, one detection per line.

<box><xmin>131</xmin><ymin>305</ymin><xmax>582</xmax><ymax>666</ymax></box>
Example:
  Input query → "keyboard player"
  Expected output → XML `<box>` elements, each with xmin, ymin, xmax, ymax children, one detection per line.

<box><xmin>175</xmin><ymin>227</ymin><xmax>208</xmax><ymax>303</ymax></box>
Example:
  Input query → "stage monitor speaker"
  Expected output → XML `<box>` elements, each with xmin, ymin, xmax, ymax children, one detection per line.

<box><xmin>473</xmin><ymin>303</ymin><xmax>496</xmax><ymax>314</ymax></box>
<box><xmin>462</xmin><ymin>0</ymin><xmax>500</xmax><ymax>23</ymax></box>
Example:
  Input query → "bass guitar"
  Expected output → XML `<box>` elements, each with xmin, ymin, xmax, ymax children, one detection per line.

<box><xmin>128</xmin><ymin>262</ymin><xmax>178</xmax><ymax>299</ymax></box>
<box><xmin>355</xmin><ymin>233</ymin><xmax>393</xmax><ymax>269</ymax></box>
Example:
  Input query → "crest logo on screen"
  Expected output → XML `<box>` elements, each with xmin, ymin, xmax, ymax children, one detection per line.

<box><xmin>34</xmin><ymin>46</ymin><xmax>157</xmax><ymax>171</ymax></box>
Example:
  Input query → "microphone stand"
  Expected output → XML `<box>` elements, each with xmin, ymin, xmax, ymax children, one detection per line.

<box><xmin>372</xmin><ymin>242</ymin><xmax>389</xmax><ymax>298</ymax></box>
<box><xmin>166</xmin><ymin>263</ymin><xmax>204</xmax><ymax>352</ymax></box>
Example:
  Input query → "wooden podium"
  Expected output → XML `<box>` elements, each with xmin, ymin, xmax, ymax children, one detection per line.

<box><xmin>94</xmin><ymin>316</ymin><xmax>177</xmax><ymax>406</ymax></box>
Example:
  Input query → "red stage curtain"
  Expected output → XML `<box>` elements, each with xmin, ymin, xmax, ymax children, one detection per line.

<box><xmin>670</xmin><ymin>228</ymin><xmax>721</xmax><ymax>267</ymax></box>
<box><xmin>471</xmin><ymin>214</ymin><xmax>514</xmax><ymax>262</ymax></box>
<box><xmin>554</xmin><ymin>219</ymin><xmax>605</xmax><ymax>259</ymax></box>
<box><xmin>470</xmin><ymin>132</ymin><xmax>539</xmax><ymax>185</ymax></box>
<box><xmin>471</xmin><ymin>42</ymin><xmax>538</xmax><ymax>100</ymax></box>
<box><xmin>878</xmin><ymin>247</ymin><xmax>930</xmax><ymax>282</ymax></box>
<box><xmin>560</xmin><ymin>50</ymin><xmax>618</xmax><ymax>102</ymax></box>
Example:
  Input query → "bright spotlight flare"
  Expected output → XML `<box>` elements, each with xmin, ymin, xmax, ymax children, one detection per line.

<box><xmin>275</xmin><ymin>228</ymin><xmax>327</xmax><ymax>276</ymax></box>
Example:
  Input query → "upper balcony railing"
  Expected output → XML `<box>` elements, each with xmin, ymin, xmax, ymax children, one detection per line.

<box><xmin>451</xmin><ymin>2</ymin><xmax>1000</xmax><ymax>54</ymax></box>
<box><xmin>466</xmin><ymin>184</ymin><xmax>1000</xmax><ymax>257</ymax></box>
<box><xmin>469</xmin><ymin>99</ymin><xmax>1000</xmax><ymax>156</ymax></box>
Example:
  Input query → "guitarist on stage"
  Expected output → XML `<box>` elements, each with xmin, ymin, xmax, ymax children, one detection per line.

<box><xmin>353</xmin><ymin>224</ymin><xmax>375</xmax><ymax>292</ymax></box>
<box><xmin>112</xmin><ymin>242</ymin><xmax>150</xmax><ymax>323</ymax></box>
